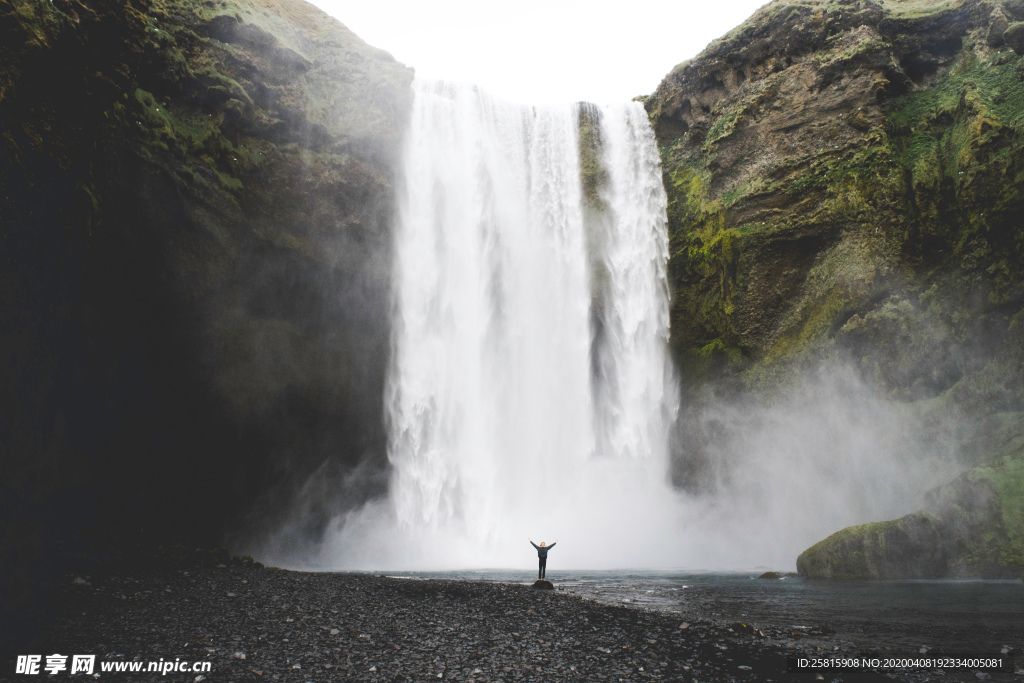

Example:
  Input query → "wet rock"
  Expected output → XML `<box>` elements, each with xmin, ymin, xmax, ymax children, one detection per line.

<box><xmin>797</xmin><ymin>511</ymin><xmax>948</xmax><ymax>579</ymax></box>
<box><xmin>798</xmin><ymin>451</ymin><xmax>1024</xmax><ymax>580</ymax></box>
<box><xmin>30</xmin><ymin>544</ymin><xmax>1010</xmax><ymax>683</ymax></box>
<box><xmin>757</xmin><ymin>572</ymin><xmax>781</xmax><ymax>580</ymax></box>
<box><xmin>532</xmin><ymin>579</ymin><xmax>554</xmax><ymax>590</ymax></box>
<box><xmin>1005</xmin><ymin>21</ymin><xmax>1024</xmax><ymax>54</ymax></box>
<box><xmin>988</xmin><ymin>8</ymin><xmax>1010</xmax><ymax>47</ymax></box>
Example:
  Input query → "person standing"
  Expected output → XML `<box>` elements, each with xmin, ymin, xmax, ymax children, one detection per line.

<box><xmin>529</xmin><ymin>539</ymin><xmax>557</xmax><ymax>580</ymax></box>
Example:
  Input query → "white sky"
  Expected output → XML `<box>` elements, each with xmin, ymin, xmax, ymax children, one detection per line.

<box><xmin>306</xmin><ymin>0</ymin><xmax>770</xmax><ymax>105</ymax></box>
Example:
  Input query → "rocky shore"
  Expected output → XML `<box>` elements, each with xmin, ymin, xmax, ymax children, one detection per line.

<box><xmin>9</xmin><ymin>549</ymin><xmax>1020</xmax><ymax>682</ymax></box>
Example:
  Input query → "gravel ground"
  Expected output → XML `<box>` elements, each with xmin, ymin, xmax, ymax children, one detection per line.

<box><xmin>6</xmin><ymin>549</ymin><xmax>1018</xmax><ymax>682</ymax></box>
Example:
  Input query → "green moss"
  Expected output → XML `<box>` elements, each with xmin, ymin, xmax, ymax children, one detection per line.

<box><xmin>765</xmin><ymin>287</ymin><xmax>852</xmax><ymax>364</ymax></box>
<box><xmin>721</xmin><ymin>177</ymin><xmax>773</xmax><ymax>208</ymax></box>
<box><xmin>666</xmin><ymin>164</ymin><xmax>726</xmax><ymax>255</ymax></box>
<box><xmin>880</xmin><ymin>0</ymin><xmax>961</xmax><ymax>20</ymax></box>
<box><xmin>798</xmin><ymin>518</ymin><xmax>900</xmax><ymax>580</ymax></box>
<box><xmin>797</xmin><ymin>511</ymin><xmax>950</xmax><ymax>579</ymax></box>
<box><xmin>131</xmin><ymin>86</ymin><xmax>247</xmax><ymax>201</ymax></box>
<box><xmin>668</xmin><ymin>163</ymin><xmax>739</xmax><ymax>347</ymax></box>
<box><xmin>879</xmin><ymin>45</ymin><xmax>1024</xmax><ymax>307</ymax></box>
<box><xmin>970</xmin><ymin>454</ymin><xmax>1024</xmax><ymax>569</ymax></box>
<box><xmin>578</xmin><ymin>106</ymin><xmax>607</xmax><ymax>211</ymax></box>
<box><xmin>703</xmin><ymin>104</ymin><xmax>747</xmax><ymax>151</ymax></box>
<box><xmin>888</xmin><ymin>48</ymin><xmax>1024</xmax><ymax>183</ymax></box>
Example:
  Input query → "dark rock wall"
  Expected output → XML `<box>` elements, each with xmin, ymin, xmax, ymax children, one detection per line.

<box><xmin>0</xmin><ymin>0</ymin><xmax>411</xmax><ymax>644</ymax></box>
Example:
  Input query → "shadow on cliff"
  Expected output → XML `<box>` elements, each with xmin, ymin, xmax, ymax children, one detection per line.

<box><xmin>0</xmin><ymin>0</ymin><xmax>412</xmax><ymax>651</ymax></box>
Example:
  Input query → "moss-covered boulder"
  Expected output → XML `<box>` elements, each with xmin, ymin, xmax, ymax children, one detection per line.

<box><xmin>797</xmin><ymin>448</ymin><xmax>1024</xmax><ymax>578</ymax></box>
<box><xmin>987</xmin><ymin>7</ymin><xmax>1010</xmax><ymax>47</ymax></box>
<box><xmin>1004</xmin><ymin>20</ymin><xmax>1024</xmax><ymax>53</ymax></box>
<box><xmin>796</xmin><ymin>512</ymin><xmax>948</xmax><ymax>579</ymax></box>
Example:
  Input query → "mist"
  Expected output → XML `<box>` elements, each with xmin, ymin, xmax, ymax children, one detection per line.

<box><xmin>249</xmin><ymin>81</ymin><xmax>962</xmax><ymax>574</ymax></box>
<box><xmin>667</xmin><ymin>366</ymin><xmax>962</xmax><ymax>569</ymax></box>
<box><xmin>253</xmin><ymin>362</ymin><xmax>960</xmax><ymax>572</ymax></box>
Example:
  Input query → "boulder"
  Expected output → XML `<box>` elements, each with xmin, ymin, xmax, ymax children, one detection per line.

<box><xmin>796</xmin><ymin>512</ymin><xmax>948</xmax><ymax>580</ymax></box>
<box><xmin>1004</xmin><ymin>21</ymin><xmax>1024</xmax><ymax>54</ymax></box>
<box><xmin>797</xmin><ymin>448</ymin><xmax>1024</xmax><ymax>579</ymax></box>
<box><xmin>987</xmin><ymin>8</ymin><xmax>1009</xmax><ymax>47</ymax></box>
<box><xmin>532</xmin><ymin>580</ymin><xmax>554</xmax><ymax>590</ymax></box>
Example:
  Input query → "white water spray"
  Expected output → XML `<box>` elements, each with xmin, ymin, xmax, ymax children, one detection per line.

<box><xmin>313</xmin><ymin>81</ymin><xmax>682</xmax><ymax>569</ymax></box>
<box><xmin>590</xmin><ymin>103</ymin><xmax>677</xmax><ymax>466</ymax></box>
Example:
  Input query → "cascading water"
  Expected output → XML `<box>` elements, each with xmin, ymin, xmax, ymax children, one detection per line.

<box><xmin>345</xmin><ymin>80</ymin><xmax>682</xmax><ymax>569</ymax></box>
<box><xmin>389</xmin><ymin>80</ymin><xmax>593</xmax><ymax>544</ymax></box>
<box><xmin>589</xmin><ymin>103</ymin><xmax>677</xmax><ymax>467</ymax></box>
<box><xmin>252</xmin><ymin>81</ymin><xmax>965</xmax><ymax>573</ymax></box>
<box><xmin>259</xmin><ymin>80</ymin><xmax>954</xmax><ymax>572</ymax></box>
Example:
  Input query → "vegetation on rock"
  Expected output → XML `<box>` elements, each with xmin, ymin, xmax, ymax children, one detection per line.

<box><xmin>797</xmin><ymin>447</ymin><xmax>1024</xmax><ymax>578</ymax></box>
<box><xmin>646</xmin><ymin>0</ymin><xmax>1024</xmax><ymax>398</ymax></box>
<box><xmin>1</xmin><ymin>0</ymin><xmax>411</xmax><ymax>644</ymax></box>
<box><xmin>647</xmin><ymin>0</ymin><xmax>1024</xmax><ymax>576</ymax></box>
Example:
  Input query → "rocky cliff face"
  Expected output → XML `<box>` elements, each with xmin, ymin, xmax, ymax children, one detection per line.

<box><xmin>645</xmin><ymin>0</ymin><xmax>1024</xmax><ymax>576</ymax></box>
<box><xmin>647</xmin><ymin>0</ymin><xmax>1024</xmax><ymax>392</ymax></box>
<box><xmin>1</xmin><ymin>0</ymin><xmax>411</xmax><ymax>640</ymax></box>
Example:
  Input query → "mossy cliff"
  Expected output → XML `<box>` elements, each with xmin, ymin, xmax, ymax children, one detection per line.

<box><xmin>646</xmin><ymin>0</ymin><xmax>1024</xmax><ymax>396</ymax></box>
<box><xmin>646</xmin><ymin>0</ymin><xmax>1024</xmax><ymax>576</ymax></box>
<box><xmin>1</xmin><ymin>0</ymin><xmax>410</xmax><ymax>641</ymax></box>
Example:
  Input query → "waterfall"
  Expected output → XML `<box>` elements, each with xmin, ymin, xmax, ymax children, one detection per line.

<box><xmin>388</xmin><ymin>80</ymin><xmax>593</xmax><ymax>545</ymax></box>
<box><xmin>263</xmin><ymin>81</ymin><xmax>961</xmax><ymax>573</ymax></box>
<box><xmin>589</xmin><ymin>103</ymin><xmax>676</xmax><ymax>467</ymax></box>
<box><xmin>362</xmin><ymin>80</ymin><xmax>678</xmax><ymax>568</ymax></box>
<box><xmin>309</xmin><ymin>80</ymin><xmax>679</xmax><ymax>569</ymax></box>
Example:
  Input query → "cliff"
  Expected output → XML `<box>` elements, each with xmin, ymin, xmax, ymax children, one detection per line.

<box><xmin>0</xmin><ymin>0</ymin><xmax>411</xmax><ymax>642</ymax></box>
<box><xmin>644</xmin><ymin>0</ymin><xmax>1024</xmax><ymax>577</ymax></box>
<box><xmin>646</xmin><ymin>0</ymin><xmax>1024</xmax><ymax>394</ymax></box>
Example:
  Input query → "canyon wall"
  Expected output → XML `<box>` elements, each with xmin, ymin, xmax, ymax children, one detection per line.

<box><xmin>646</xmin><ymin>0</ymin><xmax>1024</xmax><ymax>577</ymax></box>
<box><xmin>0</xmin><ymin>0</ymin><xmax>411</xmax><ymax>641</ymax></box>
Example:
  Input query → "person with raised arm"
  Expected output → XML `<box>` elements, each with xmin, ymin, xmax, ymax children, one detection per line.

<box><xmin>529</xmin><ymin>538</ymin><xmax>558</xmax><ymax>580</ymax></box>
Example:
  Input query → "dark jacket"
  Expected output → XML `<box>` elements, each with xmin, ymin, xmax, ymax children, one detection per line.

<box><xmin>531</xmin><ymin>542</ymin><xmax>555</xmax><ymax>559</ymax></box>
